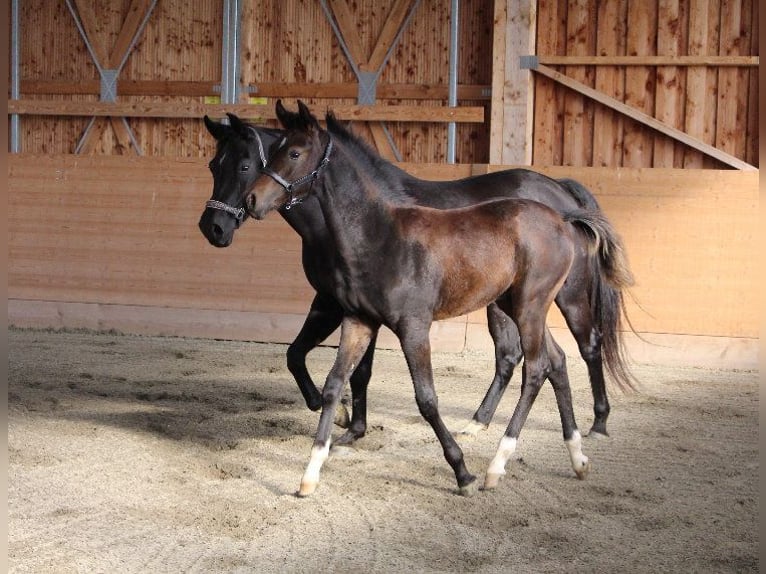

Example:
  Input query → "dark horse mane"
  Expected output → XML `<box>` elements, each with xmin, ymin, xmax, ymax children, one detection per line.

<box><xmin>324</xmin><ymin>112</ymin><xmax>422</xmax><ymax>203</ymax></box>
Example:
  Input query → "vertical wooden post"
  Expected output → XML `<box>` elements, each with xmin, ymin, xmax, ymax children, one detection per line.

<box><xmin>490</xmin><ymin>0</ymin><xmax>536</xmax><ymax>165</ymax></box>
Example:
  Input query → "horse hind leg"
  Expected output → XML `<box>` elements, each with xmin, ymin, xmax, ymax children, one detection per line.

<box><xmin>457</xmin><ymin>303</ymin><xmax>523</xmax><ymax>439</ymax></box>
<box><xmin>555</xmin><ymin>288</ymin><xmax>610</xmax><ymax>438</ymax></box>
<box><xmin>544</xmin><ymin>328</ymin><xmax>591</xmax><ymax>479</ymax></box>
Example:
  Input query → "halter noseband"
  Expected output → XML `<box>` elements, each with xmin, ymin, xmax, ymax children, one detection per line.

<box><xmin>261</xmin><ymin>136</ymin><xmax>333</xmax><ymax>210</ymax></box>
<box><xmin>204</xmin><ymin>126</ymin><xmax>269</xmax><ymax>221</ymax></box>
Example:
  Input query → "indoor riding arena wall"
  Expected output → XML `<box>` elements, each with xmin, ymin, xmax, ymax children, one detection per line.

<box><xmin>8</xmin><ymin>155</ymin><xmax>758</xmax><ymax>370</ymax></box>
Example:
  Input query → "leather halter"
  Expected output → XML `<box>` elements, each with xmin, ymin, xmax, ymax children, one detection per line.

<box><xmin>260</xmin><ymin>136</ymin><xmax>333</xmax><ymax>210</ymax></box>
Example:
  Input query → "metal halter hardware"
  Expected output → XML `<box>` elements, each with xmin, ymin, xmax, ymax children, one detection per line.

<box><xmin>204</xmin><ymin>126</ymin><xmax>269</xmax><ymax>221</ymax></box>
<box><xmin>261</xmin><ymin>137</ymin><xmax>333</xmax><ymax>210</ymax></box>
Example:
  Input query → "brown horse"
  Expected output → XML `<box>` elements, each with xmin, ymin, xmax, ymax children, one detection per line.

<box><xmin>245</xmin><ymin>101</ymin><xmax>634</xmax><ymax>496</ymax></box>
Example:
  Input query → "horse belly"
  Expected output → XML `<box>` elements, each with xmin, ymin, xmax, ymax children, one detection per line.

<box><xmin>433</xmin><ymin>264</ymin><xmax>514</xmax><ymax>321</ymax></box>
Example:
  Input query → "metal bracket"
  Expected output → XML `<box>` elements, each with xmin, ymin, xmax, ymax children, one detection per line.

<box><xmin>357</xmin><ymin>71</ymin><xmax>378</xmax><ymax>105</ymax></box>
<box><xmin>519</xmin><ymin>55</ymin><xmax>539</xmax><ymax>70</ymax></box>
<box><xmin>100</xmin><ymin>69</ymin><xmax>119</xmax><ymax>102</ymax></box>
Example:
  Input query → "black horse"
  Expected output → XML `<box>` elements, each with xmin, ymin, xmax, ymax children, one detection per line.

<box><xmin>199</xmin><ymin>113</ymin><xmax>634</xmax><ymax>441</ymax></box>
<box><xmin>240</xmin><ymin>101</ymin><xmax>634</xmax><ymax>495</ymax></box>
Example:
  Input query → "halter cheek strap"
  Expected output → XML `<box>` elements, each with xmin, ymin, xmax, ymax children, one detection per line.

<box><xmin>261</xmin><ymin>137</ymin><xmax>333</xmax><ymax>210</ymax></box>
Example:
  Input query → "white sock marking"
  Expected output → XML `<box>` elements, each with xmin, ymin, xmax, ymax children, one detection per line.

<box><xmin>565</xmin><ymin>430</ymin><xmax>589</xmax><ymax>472</ymax></box>
<box><xmin>302</xmin><ymin>441</ymin><xmax>331</xmax><ymax>487</ymax></box>
<box><xmin>487</xmin><ymin>436</ymin><xmax>518</xmax><ymax>477</ymax></box>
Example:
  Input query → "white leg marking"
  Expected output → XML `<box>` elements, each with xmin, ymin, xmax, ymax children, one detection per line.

<box><xmin>565</xmin><ymin>430</ymin><xmax>591</xmax><ymax>479</ymax></box>
<box><xmin>298</xmin><ymin>441</ymin><xmax>331</xmax><ymax>496</ymax></box>
<box><xmin>457</xmin><ymin>419</ymin><xmax>488</xmax><ymax>438</ymax></box>
<box><xmin>484</xmin><ymin>436</ymin><xmax>517</xmax><ymax>489</ymax></box>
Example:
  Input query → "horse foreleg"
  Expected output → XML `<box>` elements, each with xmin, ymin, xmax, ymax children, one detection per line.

<box><xmin>286</xmin><ymin>294</ymin><xmax>351</xmax><ymax>427</ymax></box>
<box><xmin>298</xmin><ymin>316</ymin><xmax>375</xmax><ymax>497</ymax></box>
<box><xmin>399</xmin><ymin>322</ymin><xmax>477</xmax><ymax>496</ymax></box>
<box><xmin>458</xmin><ymin>304</ymin><xmax>523</xmax><ymax>439</ymax></box>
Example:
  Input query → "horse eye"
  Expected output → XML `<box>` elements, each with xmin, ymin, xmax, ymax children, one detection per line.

<box><xmin>289</xmin><ymin>149</ymin><xmax>300</xmax><ymax>160</ymax></box>
<box><xmin>240</xmin><ymin>163</ymin><xmax>250</xmax><ymax>173</ymax></box>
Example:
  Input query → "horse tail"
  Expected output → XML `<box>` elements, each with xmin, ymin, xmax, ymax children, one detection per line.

<box><xmin>564</xmin><ymin>209</ymin><xmax>637</xmax><ymax>392</ymax></box>
<box><xmin>556</xmin><ymin>178</ymin><xmax>602</xmax><ymax>211</ymax></box>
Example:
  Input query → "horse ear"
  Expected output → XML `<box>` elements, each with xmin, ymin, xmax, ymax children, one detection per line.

<box><xmin>226</xmin><ymin>113</ymin><xmax>250</xmax><ymax>139</ymax></box>
<box><xmin>275</xmin><ymin>100</ymin><xmax>296</xmax><ymax>129</ymax></box>
<box><xmin>203</xmin><ymin>115</ymin><xmax>229</xmax><ymax>140</ymax></box>
<box><xmin>297</xmin><ymin>100</ymin><xmax>320</xmax><ymax>131</ymax></box>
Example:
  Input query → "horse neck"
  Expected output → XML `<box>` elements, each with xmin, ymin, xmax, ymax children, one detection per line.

<box><xmin>278</xmin><ymin>194</ymin><xmax>330</xmax><ymax>244</ymax></box>
<box><xmin>315</xmin><ymin>139</ymin><xmax>396</xmax><ymax>260</ymax></box>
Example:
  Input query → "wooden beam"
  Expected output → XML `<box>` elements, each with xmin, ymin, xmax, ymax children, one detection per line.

<box><xmin>20</xmin><ymin>80</ymin><xmax>491</xmax><ymax>100</ymax></box>
<box><xmin>109</xmin><ymin>118</ymin><xmax>136</xmax><ymax>154</ymax></box>
<box><xmin>364</xmin><ymin>0</ymin><xmax>417</xmax><ymax>72</ymax></box>
<box><xmin>72</xmin><ymin>0</ymin><xmax>110</xmax><ymax>66</ymax></box>
<box><xmin>327</xmin><ymin>0</ymin><xmax>368</xmax><ymax>66</ymax></box>
<box><xmin>9</xmin><ymin>100</ymin><xmax>485</xmax><ymax>123</ymax></box>
<box><xmin>499</xmin><ymin>0</ymin><xmax>536</xmax><ymax>165</ymax></box>
<box><xmin>538</xmin><ymin>55</ymin><xmax>759</xmax><ymax>66</ymax></box>
<box><xmin>368</xmin><ymin>123</ymin><xmax>399</xmax><ymax>161</ymax></box>
<box><xmin>489</xmin><ymin>0</ymin><xmax>507</xmax><ymax>165</ymax></box>
<box><xmin>108</xmin><ymin>0</ymin><xmax>154</xmax><ymax>68</ymax></box>
<box><xmin>531</xmin><ymin>64</ymin><xmax>757</xmax><ymax>171</ymax></box>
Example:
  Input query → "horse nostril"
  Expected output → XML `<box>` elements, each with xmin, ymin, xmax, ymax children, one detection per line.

<box><xmin>211</xmin><ymin>223</ymin><xmax>224</xmax><ymax>240</ymax></box>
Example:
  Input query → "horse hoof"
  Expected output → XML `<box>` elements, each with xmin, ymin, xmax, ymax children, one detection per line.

<box><xmin>587</xmin><ymin>429</ymin><xmax>609</xmax><ymax>440</ymax></box>
<box><xmin>482</xmin><ymin>472</ymin><xmax>504</xmax><ymax>490</ymax></box>
<box><xmin>333</xmin><ymin>404</ymin><xmax>350</xmax><ymax>429</ymax></box>
<box><xmin>458</xmin><ymin>478</ymin><xmax>479</xmax><ymax>497</ymax></box>
<box><xmin>574</xmin><ymin>459</ymin><xmax>592</xmax><ymax>480</ymax></box>
<box><xmin>297</xmin><ymin>481</ymin><xmax>318</xmax><ymax>497</ymax></box>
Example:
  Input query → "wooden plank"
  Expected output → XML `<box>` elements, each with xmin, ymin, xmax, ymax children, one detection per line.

<box><xmin>368</xmin><ymin>123</ymin><xmax>399</xmax><ymax>161</ymax></box>
<box><xmin>562</xmin><ymin>0</ymin><xmax>595</xmax><ymax>166</ymax></box>
<box><xmin>327</xmin><ymin>0</ymin><xmax>369</xmax><ymax>66</ymax></box>
<box><xmin>538</xmin><ymin>55</ymin><xmax>760</xmax><ymax>66</ymax></box>
<box><xmin>592</xmin><ymin>0</ymin><xmax>627</xmax><ymax>167</ymax></box>
<box><xmin>109</xmin><ymin>118</ymin><xmax>136</xmax><ymax>154</ymax></box>
<box><xmin>20</xmin><ymin>80</ymin><xmax>492</xmax><ymax>100</ymax></box>
<box><xmin>108</xmin><ymin>0</ymin><xmax>154</xmax><ymax>68</ymax></box>
<box><xmin>9</xmin><ymin>100</ymin><xmax>486</xmax><ymax>123</ymax></box>
<box><xmin>715</xmin><ymin>0</ymin><xmax>745</xmax><ymax>160</ymax></box>
<box><xmin>623</xmin><ymin>0</ymin><xmax>657</xmax><ymax>167</ymax></box>
<box><xmin>71</xmin><ymin>0</ymin><xmax>109</xmax><ymax>66</ymax></box>
<box><xmin>653</xmin><ymin>0</ymin><xmax>684</xmax><ymax>168</ymax></box>
<box><xmin>532</xmin><ymin>64</ymin><xmax>758</xmax><ymax>170</ymax></box>
<box><xmin>364</xmin><ymin>0</ymin><xmax>417</xmax><ymax>72</ymax></box>
<box><xmin>500</xmin><ymin>0</ymin><xmax>536</xmax><ymax>164</ymax></box>
<box><xmin>489</xmin><ymin>0</ymin><xmax>507</xmax><ymax>164</ymax></box>
<box><xmin>531</xmin><ymin>0</ymin><xmax>566</xmax><ymax>165</ymax></box>
<box><xmin>683</xmin><ymin>0</ymin><xmax>716</xmax><ymax>168</ymax></box>
<box><xmin>745</xmin><ymin>0</ymin><xmax>759</xmax><ymax>166</ymax></box>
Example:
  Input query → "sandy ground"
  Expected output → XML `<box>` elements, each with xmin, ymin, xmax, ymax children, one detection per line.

<box><xmin>8</xmin><ymin>328</ymin><xmax>759</xmax><ymax>573</ymax></box>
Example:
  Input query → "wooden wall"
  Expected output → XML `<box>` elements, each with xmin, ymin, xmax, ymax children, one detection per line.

<box><xmin>532</xmin><ymin>0</ymin><xmax>759</xmax><ymax>169</ymax></box>
<box><xmin>14</xmin><ymin>0</ymin><xmax>493</xmax><ymax>162</ymax></box>
<box><xmin>8</xmin><ymin>155</ymin><xmax>759</xmax><ymax>368</ymax></box>
<box><xmin>13</xmin><ymin>1</ymin><xmax>758</xmax><ymax>168</ymax></box>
